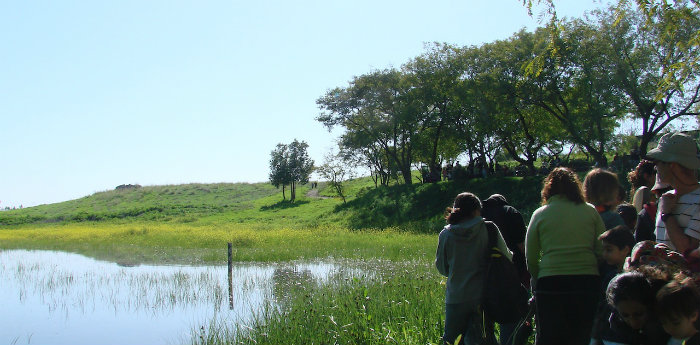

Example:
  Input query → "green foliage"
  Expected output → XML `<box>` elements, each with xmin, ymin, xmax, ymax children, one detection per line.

<box><xmin>319</xmin><ymin>2</ymin><xmax>700</xmax><ymax>174</ymax></box>
<box><xmin>317</xmin><ymin>150</ymin><xmax>354</xmax><ymax>203</ymax></box>
<box><xmin>269</xmin><ymin>139</ymin><xmax>315</xmax><ymax>201</ymax></box>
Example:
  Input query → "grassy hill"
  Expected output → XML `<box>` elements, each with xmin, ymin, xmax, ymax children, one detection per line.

<box><xmin>0</xmin><ymin>175</ymin><xmax>546</xmax><ymax>231</ymax></box>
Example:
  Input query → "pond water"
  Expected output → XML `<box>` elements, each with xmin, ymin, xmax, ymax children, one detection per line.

<box><xmin>0</xmin><ymin>249</ymin><xmax>361</xmax><ymax>345</ymax></box>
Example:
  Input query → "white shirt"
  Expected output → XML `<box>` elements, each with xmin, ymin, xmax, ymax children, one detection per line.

<box><xmin>655</xmin><ymin>186</ymin><xmax>700</xmax><ymax>250</ymax></box>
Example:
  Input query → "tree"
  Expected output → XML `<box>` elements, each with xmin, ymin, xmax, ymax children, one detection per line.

<box><xmin>593</xmin><ymin>5</ymin><xmax>700</xmax><ymax>155</ymax></box>
<box><xmin>468</xmin><ymin>37</ymin><xmax>565</xmax><ymax>173</ymax></box>
<box><xmin>317</xmin><ymin>150</ymin><xmax>354</xmax><ymax>203</ymax></box>
<box><xmin>522</xmin><ymin>0</ymin><xmax>700</xmax><ymax>95</ymax></box>
<box><xmin>287</xmin><ymin>140</ymin><xmax>314</xmax><ymax>202</ymax></box>
<box><xmin>403</xmin><ymin>43</ymin><xmax>469</xmax><ymax>178</ymax></box>
<box><xmin>317</xmin><ymin>69</ymin><xmax>420</xmax><ymax>185</ymax></box>
<box><xmin>515</xmin><ymin>24</ymin><xmax>625</xmax><ymax>167</ymax></box>
<box><xmin>269</xmin><ymin>143</ymin><xmax>291</xmax><ymax>200</ymax></box>
<box><xmin>521</xmin><ymin>0</ymin><xmax>700</xmax><ymax>154</ymax></box>
<box><xmin>268</xmin><ymin>139</ymin><xmax>314</xmax><ymax>202</ymax></box>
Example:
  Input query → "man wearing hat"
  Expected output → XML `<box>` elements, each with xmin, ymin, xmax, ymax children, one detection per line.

<box><xmin>646</xmin><ymin>132</ymin><xmax>700</xmax><ymax>255</ymax></box>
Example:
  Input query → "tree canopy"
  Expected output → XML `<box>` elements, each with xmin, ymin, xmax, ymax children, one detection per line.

<box><xmin>268</xmin><ymin>139</ymin><xmax>314</xmax><ymax>201</ymax></box>
<box><xmin>316</xmin><ymin>3</ymin><xmax>699</xmax><ymax>181</ymax></box>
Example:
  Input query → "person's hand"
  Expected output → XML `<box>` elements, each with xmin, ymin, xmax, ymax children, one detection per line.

<box><xmin>658</xmin><ymin>191</ymin><xmax>678</xmax><ymax>215</ymax></box>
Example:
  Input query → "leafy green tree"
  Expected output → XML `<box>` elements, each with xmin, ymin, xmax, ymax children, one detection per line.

<box><xmin>317</xmin><ymin>69</ymin><xmax>419</xmax><ymax>185</ymax></box>
<box><xmin>593</xmin><ymin>5</ymin><xmax>700</xmax><ymax>155</ymax></box>
<box><xmin>516</xmin><ymin>24</ymin><xmax>625</xmax><ymax>167</ymax></box>
<box><xmin>287</xmin><ymin>140</ymin><xmax>314</xmax><ymax>202</ymax></box>
<box><xmin>268</xmin><ymin>139</ymin><xmax>314</xmax><ymax>202</ymax></box>
<box><xmin>468</xmin><ymin>36</ymin><xmax>564</xmax><ymax>173</ymax></box>
<box><xmin>269</xmin><ymin>143</ymin><xmax>291</xmax><ymax>200</ymax></box>
<box><xmin>317</xmin><ymin>150</ymin><xmax>354</xmax><ymax>203</ymax></box>
<box><xmin>403</xmin><ymin>43</ymin><xmax>469</xmax><ymax>178</ymax></box>
<box><xmin>521</xmin><ymin>0</ymin><xmax>700</xmax><ymax>155</ymax></box>
<box><xmin>339</xmin><ymin>138</ymin><xmax>396</xmax><ymax>187</ymax></box>
<box><xmin>522</xmin><ymin>0</ymin><xmax>700</xmax><ymax>97</ymax></box>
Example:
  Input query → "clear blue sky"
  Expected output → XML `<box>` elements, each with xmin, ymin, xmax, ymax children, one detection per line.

<box><xmin>1</xmin><ymin>0</ymin><xmax>613</xmax><ymax>208</ymax></box>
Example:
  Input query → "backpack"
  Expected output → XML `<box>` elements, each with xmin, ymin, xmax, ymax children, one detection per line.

<box><xmin>482</xmin><ymin>221</ymin><xmax>529</xmax><ymax>324</ymax></box>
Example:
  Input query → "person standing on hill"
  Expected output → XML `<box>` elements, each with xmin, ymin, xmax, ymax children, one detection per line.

<box><xmin>526</xmin><ymin>167</ymin><xmax>606</xmax><ymax>345</ymax></box>
<box><xmin>645</xmin><ymin>132</ymin><xmax>700</xmax><ymax>256</ymax></box>
<box><xmin>436</xmin><ymin>192</ymin><xmax>511</xmax><ymax>345</ymax></box>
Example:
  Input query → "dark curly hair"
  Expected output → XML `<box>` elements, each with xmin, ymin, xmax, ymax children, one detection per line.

<box><xmin>628</xmin><ymin>160</ymin><xmax>655</xmax><ymax>189</ymax></box>
<box><xmin>541</xmin><ymin>167</ymin><xmax>585</xmax><ymax>205</ymax></box>
<box><xmin>445</xmin><ymin>192</ymin><xmax>482</xmax><ymax>225</ymax></box>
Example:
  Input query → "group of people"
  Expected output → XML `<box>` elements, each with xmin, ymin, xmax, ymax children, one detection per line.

<box><xmin>436</xmin><ymin>132</ymin><xmax>700</xmax><ymax>345</ymax></box>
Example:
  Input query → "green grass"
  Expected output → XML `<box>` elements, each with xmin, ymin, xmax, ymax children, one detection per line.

<box><xmin>194</xmin><ymin>261</ymin><xmax>446</xmax><ymax>345</ymax></box>
<box><xmin>0</xmin><ymin>183</ymin><xmax>282</xmax><ymax>225</ymax></box>
<box><xmin>0</xmin><ymin>174</ymin><xmax>546</xmax><ymax>229</ymax></box>
<box><xmin>0</xmin><ymin>174</ymin><xmax>548</xmax><ymax>345</ymax></box>
<box><xmin>338</xmin><ymin>175</ymin><xmax>544</xmax><ymax>232</ymax></box>
<box><xmin>0</xmin><ymin>222</ymin><xmax>436</xmax><ymax>265</ymax></box>
<box><xmin>0</xmin><ymin>174</ymin><xmax>549</xmax><ymax>264</ymax></box>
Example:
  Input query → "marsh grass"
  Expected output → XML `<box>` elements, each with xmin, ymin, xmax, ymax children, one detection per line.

<box><xmin>6</xmin><ymin>257</ymin><xmax>232</xmax><ymax>315</ymax></box>
<box><xmin>0</xmin><ymin>223</ymin><xmax>436</xmax><ymax>264</ymax></box>
<box><xmin>193</xmin><ymin>261</ymin><xmax>446</xmax><ymax>345</ymax></box>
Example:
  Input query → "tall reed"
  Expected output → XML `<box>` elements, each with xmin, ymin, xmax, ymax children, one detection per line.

<box><xmin>193</xmin><ymin>261</ymin><xmax>446</xmax><ymax>345</ymax></box>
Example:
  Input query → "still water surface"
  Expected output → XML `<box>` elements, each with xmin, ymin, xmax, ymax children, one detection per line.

<box><xmin>0</xmin><ymin>249</ymin><xmax>353</xmax><ymax>345</ymax></box>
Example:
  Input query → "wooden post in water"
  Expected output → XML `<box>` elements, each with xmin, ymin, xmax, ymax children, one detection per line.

<box><xmin>228</xmin><ymin>242</ymin><xmax>233</xmax><ymax>309</ymax></box>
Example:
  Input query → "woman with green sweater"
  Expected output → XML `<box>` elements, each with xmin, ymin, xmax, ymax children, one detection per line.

<box><xmin>526</xmin><ymin>167</ymin><xmax>606</xmax><ymax>345</ymax></box>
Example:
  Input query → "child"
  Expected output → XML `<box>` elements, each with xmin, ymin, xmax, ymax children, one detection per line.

<box><xmin>601</xmin><ymin>226</ymin><xmax>636</xmax><ymax>273</ymax></box>
<box><xmin>436</xmin><ymin>192</ymin><xmax>509</xmax><ymax>344</ymax></box>
<box><xmin>584</xmin><ymin>168</ymin><xmax>626</xmax><ymax>229</ymax></box>
<box><xmin>617</xmin><ymin>204</ymin><xmax>638</xmax><ymax>233</ymax></box>
<box><xmin>591</xmin><ymin>226</ymin><xmax>637</xmax><ymax>344</ymax></box>
<box><xmin>599</xmin><ymin>270</ymin><xmax>669</xmax><ymax>345</ymax></box>
<box><xmin>656</xmin><ymin>275</ymin><xmax>700</xmax><ymax>345</ymax></box>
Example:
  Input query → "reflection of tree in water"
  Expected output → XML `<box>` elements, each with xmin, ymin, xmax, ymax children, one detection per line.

<box><xmin>271</xmin><ymin>265</ymin><xmax>317</xmax><ymax>305</ymax></box>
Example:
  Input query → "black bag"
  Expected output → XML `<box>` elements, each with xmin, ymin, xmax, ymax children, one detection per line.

<box><xmin>482</xmin><ymin>221</ymin><xmax>529</xmax><ymax>324</ymax></box>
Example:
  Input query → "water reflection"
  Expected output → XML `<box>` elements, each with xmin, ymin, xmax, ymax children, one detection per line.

<box><xmin>0</xmin><ymin>249</ymin><xmax>363</xmax><ymax>345</ymax></box>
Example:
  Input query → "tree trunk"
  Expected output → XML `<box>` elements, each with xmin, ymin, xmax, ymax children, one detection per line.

<box><xmin>401</xmin><ymin>167</ymin><xmax>412</xmax><ymax>184</ymax></box>
<box><xmin>290</xmin><ymin>181</ymin><xmax>296</xmax><ymax>202</ymax></box>
<box><xmin>639</xmin><ymin>130</ymin><xmax>653</xmax><ymax>158</ymax></box>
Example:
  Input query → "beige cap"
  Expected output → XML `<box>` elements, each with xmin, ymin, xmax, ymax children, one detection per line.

<box><xmin>646</xmin><ymin>132</ymin><xmax>700</xmax><ymax>170</ymax></box>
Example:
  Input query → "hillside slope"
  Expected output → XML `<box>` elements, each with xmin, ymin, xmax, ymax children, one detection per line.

<box><xmin>0</xmin><ymin>183</ymin><xmax>280</xmax><ymax>224</ymax></box>
<box><xmin>0</xmin><ymin>176</ymin><xmax>545</xmax><ymax>231</ymax></box>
